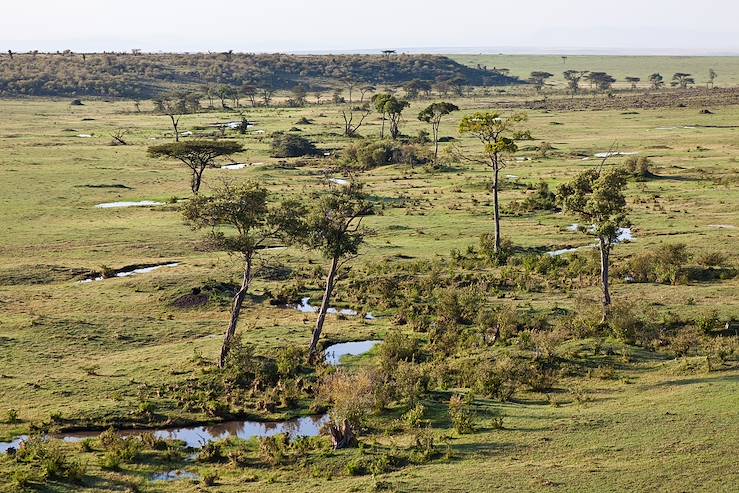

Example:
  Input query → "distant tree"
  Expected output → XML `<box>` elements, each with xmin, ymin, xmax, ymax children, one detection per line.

<box><xmin>202</xmin><ymin>85</ymin><xmax>215</xmax><ymax>109</ymax></box>
<box><xmin>458</xmin><ymin>112</ymin><xmax>528</xmax><ymax>254</ymax></box>
<box><xmin>241</xmin><ymin>84</ymin><xmax>258</xmax><ymax>107</ymax></box>
<box><xmin>148</xmin><ymin>140</ymin><xmax>243</xmax><ymax>194</ymax></box>
<box><xmin>707</xmin><ymin>68</ymin><xmax>718</xmax><ymax>88</ymax></box>
<box><xmin>404</xmin><ymin>79</ymin><xmax>423</xmax><ymax>99</ymax></box>
<box><xmin>313</xmin><ymin>91</ymin><xmax>323</xmax><ymax>105</ymax></box>
<box><xmin>340</xmin><ymin>102</ymin><xmax>372</xmax><ymax>137</ymax></box>
<box><xmin>625</xmin><ymin>76</ymin><xmax>641</xmax><ymax>90</ymax></box>
<box><xmin>300</xmin><ymin>183</ymin><xmax>373</xmax><ymax>357</ymax></box>
<box><xmin>528</xmin><ymin>71</ymin><xmax>554</xmax><ymax>92</ymax></box>
<box><xmin>359</xmin><ymin>85</ymin><xmax>375</xmax><ymax>102</ymax></box>
<box><xmin>182</xmin><ymin>181</ymin><xmax>303</xmax><ymax>368</ymax></box>
<box><xmin>563</xmin><ymin>70</ymin><xmax>588</xmax><ymax>96</ymax></box>
<box><xmin>217</xmin><ymin>85</ymin><xmax>232</xmax><ymax>109</ymax></box>
<box><xmin>649</xmin><ymin>73</ymin><xmax>665</xmax><ymax>90</ymax></box>
<box><xmin>558</xmin><ymin>167</ymin><xmax>630</xmax><ymax>321</ymax></box>
<box><xmin>371</xmin><ymin>94</ymin><xmax>409</xmax><ymax>139</ymax></box>
<box><xmin>449</xmin><ymin>76</ymin><xmax>467</xmax><ymax>96</ymax></box>
<box><xmin>586</xmin><ymin>72</ymin><xmax>616</xmax><ymax>92</ymax></box>
<box><xmin>381</xmin><ymin>49</ymin><xmax>396</xmax><ymax>58</ymax></box>
<box><xmin>671</xmin><ymin>73</ymin><xmax>695</xmax><ymax>89</ymax></box>
<box><xmin>7</xmin><ymin>49</ymin><xmax>13</xmax><ymax>60</ymax></box>
<box><xmin>153</xmin><ymin>93</ymin><xmax>196</xmax><ymax>142</ymax></box>
<box><xmin>290</xmin><ymin>84</ymin><xmax>308</xmax><ymax>107</ymax></box>
<box><xmin>434</xmin><ymin>81</ymin><xmax>451</xmax><ymax>96</ymax></box>
<box><xmin>418</xmin><ymin>101</ymin><xmax>459</xmax><ymax>164</ymax></box>
<box><xmin>259</xmin><ymin>83</ymin><xmax>275</xmax><ymax>106</ymax></box>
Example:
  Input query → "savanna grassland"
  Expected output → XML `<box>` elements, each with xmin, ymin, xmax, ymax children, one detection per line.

<box><xmin>0</xmin><ymin>55</ymin><xmax>738</xmax><ymax>492</ymax></box>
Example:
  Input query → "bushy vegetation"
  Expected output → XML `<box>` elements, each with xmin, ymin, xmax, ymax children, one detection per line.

<box><xmin>342</xmin><ymin>139</ymin><xmax>432</xmax><ymax>169</ymax></box>
<box><xmin>270</xmin><ymin>132</ymin><xmax>320</xmax><ymax>157</ymax></box>
<box><xmin>0</xmin><ymin>52</ymin><xmax>519</xmax><ymax>97</ymax></box>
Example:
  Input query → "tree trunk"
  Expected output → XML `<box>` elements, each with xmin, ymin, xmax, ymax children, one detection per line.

<box><xmin>219</xmin><ymin>255</ymin><xmax>253</xmax><ymax>368</ymax></box>
<box><xmin>492</xmin><ymin>164</ymin><xmax>501</xmax><ymax>253</ymax></box>
<box><xmin>170</xmin><ymin>115</ymin><xmax>179</xmax><ymax>142</ymax></box>
<box><xmin>380</xmin><ymin>114</ymin><xmax>385</xmax><ymax>139</ymax></box>
<box><xmin>598</xmin><ymin>237</ymin><xmax>612</xmax><ymax>321</ymax></box>
<box><xmin>191</xmin><ymin>168</ymin><xmax>204</xmax><ymax>194</ymax></box>
<box><xmin>433</xmin><ymin>121</ymin><xmax>440</xmax><ymax>164</ymax></box>
<box><xmin>309</xmin><ymin>255</ymin><xmax>339</xmax><ymax>358</ymax></box>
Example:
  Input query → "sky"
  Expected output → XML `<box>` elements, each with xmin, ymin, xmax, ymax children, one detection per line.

<box><xmin>3</xmin><ymin>0</ymin><xmax>739</xmax><ymax>55</ymax></box>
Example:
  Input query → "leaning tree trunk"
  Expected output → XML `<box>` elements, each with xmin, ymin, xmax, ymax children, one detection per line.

<box><xmin>219</xmin><ymin>255</ymin><xmax>253</xmax><ymax>368</ymax></box>
<box><xmin>380</xmin><ymin>114</ymin><xmax>385</xmax><ymax>139</ymax></box>
<box><xmin>309</xmin><ymin>255</ymin><xmax>339</xmax><ymax>358</ymax></box>
<box><xmin>433</xmin><ymin>121</ymin><xmax>440</xmax><ymax>164</ymax></box>
<box><xmin>598</xmin><ymin>237</ymin><xmax>612</xmax><ymax>321</ymax></box>
<box><xmin>492</xmin><ymin>164</ymin><xmax>501</xmax><ymax>253</ymax></box>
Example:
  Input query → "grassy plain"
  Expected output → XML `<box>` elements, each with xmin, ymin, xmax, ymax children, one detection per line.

<box><xmin>0</xmin><ymin>80</ymin><xmax>738</xmax><ymax>491</ymax></box>
<box><xmin>451</xmin><ymin>54</ymin><xmax>739</xmax><ymax>88</ymax></box>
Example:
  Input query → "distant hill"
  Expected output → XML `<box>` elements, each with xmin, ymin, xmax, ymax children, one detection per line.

<box><xmin>0</xmin><ymin>52</ymin><xmax>521</xmax><ymax>98</ymax></box>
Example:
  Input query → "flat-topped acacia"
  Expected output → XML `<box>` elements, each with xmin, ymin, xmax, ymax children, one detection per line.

<box><xmin>148</xmin><ymin>140</ymin><xmax>243</xmax><ymax>194</ymax></box>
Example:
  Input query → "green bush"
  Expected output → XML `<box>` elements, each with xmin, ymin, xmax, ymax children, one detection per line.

<box><xmin>270</xmin><ymin>132</ymin><xmax>319</xmax><ymax>158</ymax></box>
<box><xmin>448</xmin><ymin>394</ymin><xmax>476</xmax><ymax>434</ymax></box>
<box><xmin>342</xmin><ymin>139</ymin><xmax>431</xmax><ymax>169</ymax></box>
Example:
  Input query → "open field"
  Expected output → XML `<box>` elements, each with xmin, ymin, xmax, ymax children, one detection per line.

<box><xmin>0</xmin><ymin>84</ymin><xmax>738</xmax><ymax>491</ymax></box>
<box><xmin>452</xmin><ymin>55</ymin><xmax>739</xmax><ymax>88</ymax></box>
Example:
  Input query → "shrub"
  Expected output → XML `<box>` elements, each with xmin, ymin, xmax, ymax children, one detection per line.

<box><xmin>201</xmin><ymin>469</ymin><xmax>219</xmax><ymax>486</ymax></box>
<box><xmin>270</xmin><ymin>132</ymin><xmax>319</xmax><ymax>157</ymax></box>
<box><xmin>696</xmin><ymin>251</ymin><xmax>728</xmax><ymax>268</ymax></box>
<box><xmin>276</xmin><ymin>345</ymin><xmax>306</xmax><ymax>378</ymax></box>
<box><xmin>448</xmin><ymin>394</ymin><xmax>476</xmax><ymax>434</ymax></box>
<box><xmin>624</xmin><ymin>156</ymin><xmax>654</xmax><ymax>178</ymax></box>
<box><xmin>319</xmin><ymin>368</ymin><xmax>383</xmax><ymax>430</ymax></box>
<box><xmin>5</xmin><ymin>408</ymin><xmax>19</xmax><ymax>423</ymax></box>
<box><xmin>508</xmin><ymin>181</ymin><xmax>557</xmax><ymax>213</ymax></box>
<box><xmin>402</xmin><ymin>404</ymin><xmax>427</xmax><ymax>428</ymax></box>
<box><xmin>342</xmin><ymin>139</ymin><xmax>431</xmax><ymax>169</ymax></box>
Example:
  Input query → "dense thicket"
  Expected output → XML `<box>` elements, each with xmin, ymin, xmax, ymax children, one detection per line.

<box><xmin>0</xmin><ymin>52</ymin><xmax>519</xmax><ymax>98</ymax></box>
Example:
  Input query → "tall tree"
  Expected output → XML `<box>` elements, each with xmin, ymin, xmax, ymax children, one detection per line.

<box><xmin>418</xmin><ymin>101</ymin><xmax>459</xmax><ymax>164</ymax></box>
<box><xmin>707</xmin><ymin>68</ymin><xmax>718</xmax><ymax>88</ymax></box>
<box><xmin>372</xmin><ymin>94</ymin><xmax>409</xmax><ymax>140</ymax></box>
<box><xmin>528</xmin><ymin>71</ymin><xmax>554</xmax><ymax>92</ymax></box>
<box><xmin>458</xmin><ymin>112</ymin><xmax>528</xmax><ymax>254</ymax></box>
<box><xmin>649</xmin><ymin>73</ymin><xmax>665</xmax><ymax>90</ymax></box>
<box><xmin>153</xmin><ymin>92</ymin><xmax>193</xmax><ymax>142</ymax></box>
<box><xmin>217</xmin><ymin>85</ymin><xmax>232</xmax><ymax>109</ymax></box>
<box><xmin>148</xmin><ymin>140</ymin><xmax>243</xmax><ymax>194</ymax></box>
<box><xmin>182</xmin><ymin>181</ymin><xmax>303</xmax><ymax>367</ymax></box>
<box><xmin>301</xmin><ymin>183</ymin><xmax>373</xmax><ymax>358</ymax></box>
<box><xmin>557</xmin><ymin>167</ymin><xmax>630</xmax><ymax>320</ymax></box>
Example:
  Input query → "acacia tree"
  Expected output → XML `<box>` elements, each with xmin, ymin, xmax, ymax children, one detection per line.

<box><xmin>301</xmin><ymin>183</ymin><xmax>373</xmax><ymax>358</ymax></box>
<box><xmin>586</xmin><ymin>72</ymin><xmax>616</xmax><ymax>92</ymax></box>
<box><xmin>148</xmin><ymin>140</ymin><xmax>243</xmax><ymax>194</ymax></box>
<box><xmin>528</xmin><ymin>71</ymin><xmax>554</xmax><ymax>92</ymax></box>
<box><xmin>182</xmin><ymin>181</ymin><xmax>303</xmax><ymax>368</ymax></box>
<box><xmin>671</xmin><ymin>73</ymin><xmax>695</xmax><ymax>89</ymax></box>
<box><xmin>459</xmin><ymin>112</ymin><xmax>528</xmax><ymax>254</ymax></box>
<box><xmin>625</xmin><ymin>76</ymin><xmax>641</xmax><ymax>90</ymax></box>
<box><xmin>418</xmin><ymin>102</ymin><xmax>459</xmax><ymax>164</ymax></box>
<box><xmin>649</xmin><ymin>73</ymin><xmax>665</xmax><ymax>90</ymax></box>
<box><xmin>359</xmin><ymin>85</ymin><xmax>375</xmax><ymax>102</ymax></box>
<box><xmin>557</xmin><ymin>167</ymin><xmax>630</xmax><ymax>320</ymax></box>
<box><xmin>563</xmin><ymin>70</ymin><xmax>588</xmax><ymax>96</ymax></box>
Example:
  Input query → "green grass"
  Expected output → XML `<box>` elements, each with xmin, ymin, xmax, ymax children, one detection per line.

<box><xmin>451</xmin><ymin>54</ymin><xmax>739</xmax><ymax>88</ymax></box>
<box><xmin>0</xmin><ymin>92</ymin><xmax>737</xmax><ymax>491</ymax></box>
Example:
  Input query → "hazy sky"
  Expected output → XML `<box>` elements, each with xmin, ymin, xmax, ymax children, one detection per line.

<box><xmin>3</xmin><ymin>0</ymin><xmax>738</xmax><ymax>54</ymax></box>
